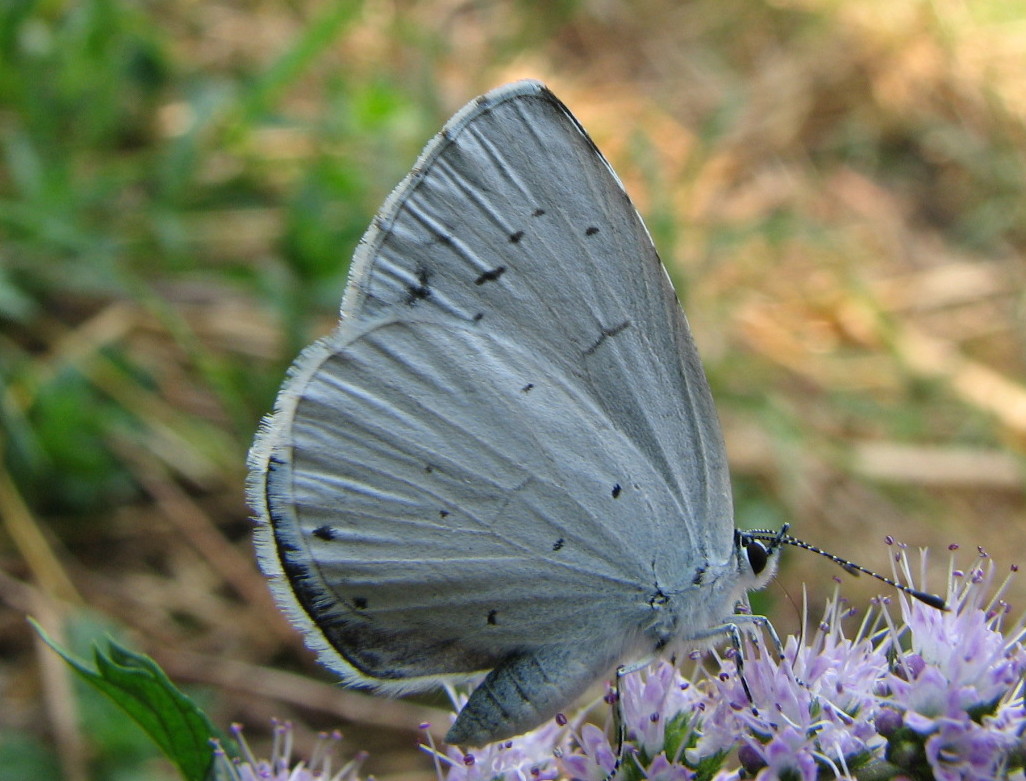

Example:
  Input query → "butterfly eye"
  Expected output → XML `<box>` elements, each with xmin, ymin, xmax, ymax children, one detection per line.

<box><xmin>745</xmin><ymin>539</ymin><xmax>770</xmax><ymax>576</ymax></box>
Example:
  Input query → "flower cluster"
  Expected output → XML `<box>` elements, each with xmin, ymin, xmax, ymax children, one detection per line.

<box><xmin>423</xmin><ymin>545</ymin><xmax>1026</xmax><ymax>780</ymax></box>
<box><xmin>871</xmin><ymin>549</ymin><xmax>1026</xmax><ymax>781</ymax></box>
<box><xmin>213</xmin><ymin>720</ymin><xmax>367</xmax><ymax>781</ymax></box>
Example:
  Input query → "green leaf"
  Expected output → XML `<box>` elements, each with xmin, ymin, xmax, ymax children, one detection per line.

<box><xmin>30</xmin><ymin>618</ymin><xmax>221</xmax><ymax>781</ymax></box>
<box><xmin>662</xmin><ymin>709</ymin><xmax>696</xmax><ymax>766</ymax></box>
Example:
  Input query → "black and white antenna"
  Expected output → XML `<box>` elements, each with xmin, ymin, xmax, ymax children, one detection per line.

<box><xmin>742</xmin><ymin>524</ymin><xmax>948</xmax><ymax>611</ymax></box>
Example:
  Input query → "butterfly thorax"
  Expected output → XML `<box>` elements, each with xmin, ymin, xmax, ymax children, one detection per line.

<box><xmin>639</xmin><ymin>555</ymin><xmax>738</xmax><ymax>650</ymax></box>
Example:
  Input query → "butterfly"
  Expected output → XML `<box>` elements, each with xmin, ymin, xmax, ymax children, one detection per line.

<box><xmin>248</xmin><ymin>80</ymin><xmax>789</xmax><ymax>747</ymax></box>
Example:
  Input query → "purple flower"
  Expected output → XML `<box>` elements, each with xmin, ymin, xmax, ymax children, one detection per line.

<box><xmin>637</xmin><ymin>752</ymin><xmax>696</xmax><ymax>780</ymax></box>
<box><xmin>694</xmin><ymin>593</ymin><xmax>889</xmax><ymax>776</ymax></box>
<box><xmin>741</xmin><ymin>724</ymin><xmax>820</xmax><ymax>781</ymax></box>
<box><xmin>557</xmin><ymin>722</ymin><xmax>621</xmax><ymax>781</ymax></box>
<box><xmin>878</xmin><ymin>555</ymin><xmax>1026</xmax><ymax>780</ymax></box>
<box><xmin>618</xmin><ymin>661</ymin><xmax>706</xmax><ymax>758</ymax></box>
<box><xmin>890</xmin><ymin>571</ymin><xmax>1025</xmax><ymax>716</ymax></box>
<box><xmin>214</xmin><ymin>720</ymin><xmax>367</xmax><ymax>781</ymax></box>
<box><xmin>925</xmin><ymin>718</ymin><xmax>1017</xmax><ymax>781</ymax></box>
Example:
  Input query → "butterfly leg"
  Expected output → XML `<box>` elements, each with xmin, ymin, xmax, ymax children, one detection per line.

<box><xmin>688</xmin><ymin>620</ymin><xmax>762</xmax><ymax>711</ymax></box>
<box><xmin>689</xmin><ymin>613</ymin><xmax>796</xmax><ymax>724</ymax></box>
<box><xmin>601</xmin><ymin>663</ymin><xmax>642</xmax><ymax>781</ymax></box>
<box><xmin>730</xmin><ymin>613</ymin><xmax>785</xmax><ymax>662</ymax></box>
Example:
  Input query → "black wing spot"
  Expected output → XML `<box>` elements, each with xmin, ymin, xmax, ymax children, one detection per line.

<box><xmin>475</xmin><ymin>266</ymin><xmax>506</xmax><ymax>285</ymax></box>
<box><xmin>439</xmin><ymin>509</ymin><xmax>450</xmax><ymax>519</ymax></box>
<box><xmin>405</xmin><ymin>266</ymin><xmax>432</xmax><ymax>304</ymax></box>
<box><xmin>353</xmin><ymin>596</ymin><xmax>369</xmax><ymax>610</ymax></box>
<box><xmin>553</xmin><ymin>537</ymin><xmax>565</xmax><ymax>551</ymax></box>
<box><xmin>532</xmin><ymin>208</ymin><xmax>546</xmax><ymax>217</ymax></box>
<box><xmin>521</xmin><ymin>383</ymin><xmax>534</xmax><ymax>393</ymax></box>
<box><xmin>473</xmin><ymin>312</ymin><xmax>484</xmax><ymax>322</ymax></box>
<box><xmin>425</xmin><ymin>464</ymin><xmax>434</xmax><ymax>473</ymax></box>
<box><xmin>313</xmin><ymin>525</ymin><xmax>336</xmax><ymax>541</ymax></box>
<box><xmin>584</xmin><ymin>320</ymin><xmax>632</xmax><ymax>356</ymax></box>
<box><xmin>611</xmin><ymin>484</ymin><xmax>622</xmax><ymax>499</ymax></box>
<box><xmin>585</xmin><ymin>226</ymin><xmax>600</xmax><ymax>236</ymax></box>
<box><xmin>508</xmin><ymin>230</ymin><xmax>524</xmax><ymax>243</ymax></box>
<box><xmin>487</xmin><ymin>609</ymin><xmax>498</xmax><ymax>625</ymax></box>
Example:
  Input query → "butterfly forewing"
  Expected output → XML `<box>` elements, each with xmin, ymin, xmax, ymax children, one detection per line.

<box><xmin>349</xmin><ymin>83</ymin><xmax>732</xmax><ymax>555</ymax></box>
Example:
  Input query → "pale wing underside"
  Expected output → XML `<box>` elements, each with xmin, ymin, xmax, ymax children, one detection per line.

<box><xmin>345</xmin><ymin>81</ymin><xmax>732</xmax><ymax>555</ymax></box>
<box><xmin>249</xmin><ymin>81</ymin><xmax>733</xmax><ymax>691</ymax></box>
<box><xmin>262</xmin><ymin>319</ymin><xmax>677</xmax><ymax>685</ymax></box>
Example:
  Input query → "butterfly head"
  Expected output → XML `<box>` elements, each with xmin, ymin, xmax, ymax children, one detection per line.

<box><xmin>734</xmin><ymin>524</ymin><xmax>788</xmax><ymax>594</ymax></box>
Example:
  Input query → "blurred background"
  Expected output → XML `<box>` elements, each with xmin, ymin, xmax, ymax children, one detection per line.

<box><xmin>1</xmin><ymin>0</ymin><xmax>1024</xmax><ymax>778</ymax></box>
